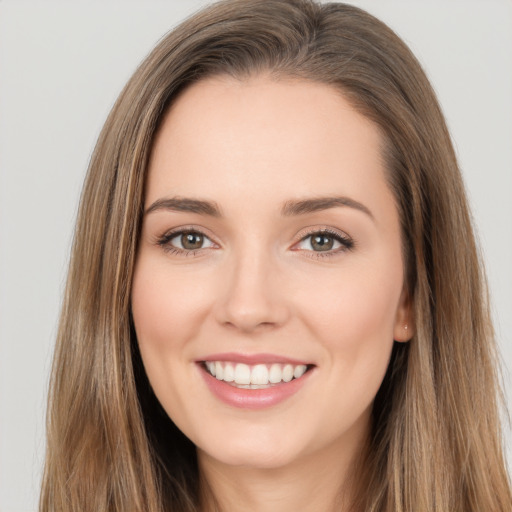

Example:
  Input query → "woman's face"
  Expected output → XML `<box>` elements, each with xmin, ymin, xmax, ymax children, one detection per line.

<box><xmin>131</xmin><ymin>75</ymin><xmax>410</xmax><ymax>470</ymax></box>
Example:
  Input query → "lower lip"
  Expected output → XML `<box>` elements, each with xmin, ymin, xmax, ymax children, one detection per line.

<box><xmin>199</xmin><ymin>364</ymin><xmax>312</xmax><ymax>410</ymax></box>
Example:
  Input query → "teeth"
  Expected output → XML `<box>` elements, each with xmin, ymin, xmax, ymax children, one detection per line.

<box><xmin>269</xmin><ymin>363</ymin><xmax>282</xmax><ymax>383</ymax></box>
<box><xmin>206</xmin><ymin>361</ymin><xmax>216</xmax><ymax>376</ymax></box>
<box><xmin>223</xmin><ymin>363</ymin><xmax>235</xmax><ymax>382</ymax></box>
<box><xmin>234</xmin><ymin>363</ymin><xmax>251</xmax><ymax>385</ymax></box>
<box><xmin>215</xmin><ymin>362</ymin><xmax>223</xmax><ymax>380</ymax></box>
<box><xmin>237</xmin><ymin>384</ymin><xmax>273</xmax><ymax>389</ymax></box>
<box><xmin>294</xmin><ymin>365</ymin><xmax>307</xmax><ymax>379</ymax></box>
<box><xmin>282</xmin><ymin>364</ymin><xmax>294</xmax><ymax>382</ymax></box>
<box><xmin>251</xmin><ymin>364</ymin><xmax>269</xmax><ymax>385</ymax></box>
<box><xmin>204</xmin><ymin>361</ymin><xmax>309</xmax><ymax>386</ymax></box>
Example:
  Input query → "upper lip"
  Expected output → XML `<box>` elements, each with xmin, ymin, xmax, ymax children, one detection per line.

<box><xmin>197</xmin><ymin>352</ymin><xmax>313</xmax><ymax>366</ymax></box>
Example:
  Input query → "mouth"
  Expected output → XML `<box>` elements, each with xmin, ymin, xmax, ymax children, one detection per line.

<box><xmin>197</xmin><ymin>356</ymin><xmax>315</xmax><ymax>409</ymax></box>
<box><xmin>201</xmin><ymin>361</ymin><xmax>313</xmax><ymax>389</ymax></box>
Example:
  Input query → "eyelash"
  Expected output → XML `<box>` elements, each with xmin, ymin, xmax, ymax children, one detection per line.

<box><xmin>156</xmin><ymin>227</ymin><xmax>355</xmax><ymax>259</ymax></box>
<box><xmin>156</xmin><ymin>226</ymin><xmax>215</xmax><ymax>257</ymax></box>
<box><xmin>294</xmin><ymin>228</ymin><xmax>354</xmax><ymax>259</ymax></box>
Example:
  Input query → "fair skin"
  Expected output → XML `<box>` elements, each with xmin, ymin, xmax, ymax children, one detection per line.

<box><xmin>131</xmin><ymin>75</ymin><xmax>411</xmax><ymax>512</ymax></box>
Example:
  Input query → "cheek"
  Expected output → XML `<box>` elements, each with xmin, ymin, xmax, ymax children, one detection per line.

<box><xmin>294</xmin><ymin>255</ymin><xmax>403</xmax><ymax>393</ymax></box>
<box><xmin>298</xmin><ymin>260</ymin><xmax>402</xmax><ymax>339</ymax></box>
<box><xmin>130</xmin><ymin>256</ymin><xmax>216</xmax><ymax>417</ymax></box>
<box><xmin>336</xmin><ymin>270</ymin><xmax>399</xmax><ymax>341</ymax></box>
<box><xmin>291</xmin><ymin>261</ymin><xmax>402</xmax><ymax>432</ymax></box>
<box><xmin>131</xmin><ymin>257</ymin><xmax>210</xmax><ymax>353</ymax></box>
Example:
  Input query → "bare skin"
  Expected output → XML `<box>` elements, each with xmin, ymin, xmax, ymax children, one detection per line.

<box><xmin>131</xmin><ymin>75</ymin><xmax>412</xmax><ymax>511</ymax></box>
<box><xmin>198</xmin><ymin>430</ymin><xmax>366</xmax><ymax>512</ymax></box>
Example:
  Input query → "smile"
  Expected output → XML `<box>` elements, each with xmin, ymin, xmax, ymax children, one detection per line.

<box><xmin>204</xmin><ymin>361</ymin><xmax>308</xmax><ymax>388</ymax></box>
<box><xmin>198</xmin><ymin>356</ymin><xmax>314</xmax><ymax>409</ymax></box>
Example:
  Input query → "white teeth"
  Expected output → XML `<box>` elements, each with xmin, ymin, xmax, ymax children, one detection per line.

<box><xmin>293</xmin><ymin>365</ymin><xmax>307</xmax><ymax>379</ymax></box>
<box><xmin>269</xmin><ymin>363</ymin><xmax>282</xmax><ymax>384</ymax></box>
<box><xmin>223</xmin><ymin>363</ymin><xmax>235</xmax><ymax>382</ymax></box>
<box><xmin>234</xmin><ymin>363</ymin><xmax>251</xmax><ymax>385</ymax></box>
<box><xmin>282</xmin><ymin>364</ymin><xmax>294</xmax><ymax>382</ymax></box>
<box><xmin>237</xmin><ymin>384</ymin><xmax>272</xmax><ymax>389</ymax></box>
<box><xmin>215</xmin><ymin>362</ymin><xmax>223</xmax><ymax>380</ymax></box>
<box><xmin>251</xmin><ymin>364</ymin><xmax>269</xmax><ymax>385</ymax></box>
<box><xmin>206</xmin><ymin>361</ymin><xmax>216</xmax><ymax>376</ymax></box>
<box><xmin>204</xmin><ymin>361</ymin><xmax>309</xmax><ymax>386</ymax></box>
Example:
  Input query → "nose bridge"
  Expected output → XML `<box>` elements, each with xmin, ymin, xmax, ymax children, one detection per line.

<box><xmin>217</xmin><ymin>239</ymin><xmax>288</xmax><ymax>331</ymax></box>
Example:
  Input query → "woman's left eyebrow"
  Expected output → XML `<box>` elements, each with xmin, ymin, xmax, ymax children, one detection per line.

<box><xmin>281</xmin><ymin>196</ymin><xmax>374</xmax><ymax>220</ymax></box>
<box><xmin>145</xmin><ymin>195</ymin><xmax>374</xmax><ymax>220</ymax></box>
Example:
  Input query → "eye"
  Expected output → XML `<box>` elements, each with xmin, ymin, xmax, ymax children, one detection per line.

<box><xmin>295</xmin><ymin>229</ymin><xmax>354</xmax><ymax>254</ymax></box>
<box><xmin>158</xmin><ymin>229</ymin><xmax>215</xmax><ymax>253</ymax></box>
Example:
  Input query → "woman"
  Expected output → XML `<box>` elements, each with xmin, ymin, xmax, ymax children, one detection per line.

<box><xmin>40</xmin><ymin>0</ymin><xmax>511</xmax><ymax>510</ymax></box>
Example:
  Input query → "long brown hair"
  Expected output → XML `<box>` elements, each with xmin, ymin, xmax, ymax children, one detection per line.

<box><xmin>40</xmin><ymin>1</ymin><xmax>511</xmax><ymax>510</ymax></box>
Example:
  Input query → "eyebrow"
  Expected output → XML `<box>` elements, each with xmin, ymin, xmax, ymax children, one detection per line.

<box><xmin>145</xmin><ymin>197</ymin><xmax>222</xmax><ymax>217</ymax></box>
<box><xmin>281</xmin><ymin>196</ymin><xmax>374</xmax><ymax>219</ymax></box>
<box><xmin>145</xmin><ymin>195</ymin><xmax>374</xmax><ymax>220</ymax></box>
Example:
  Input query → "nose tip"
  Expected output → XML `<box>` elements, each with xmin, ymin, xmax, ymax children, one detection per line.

<box><xmin>224</xmin><ymin>317</ymin><xmax>274</xmax><ymax>334</ymax></box>
<box><xmin>215</xmin><ymin>256</ymin><xmax>289</xmax><ymax>333</ymax></box>
<box><xmin>222</xmin><ymin>305</ymin><xmax>281</xmax><ymax>333</ymax></box>
<box><xmin>220</xmin><ymin>285</ymin><xmax>288</xmax><ymax>333</ymax></box>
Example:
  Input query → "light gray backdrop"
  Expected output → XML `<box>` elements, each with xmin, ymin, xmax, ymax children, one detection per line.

<box><xmin>1</xmin><ymin>1</ymin><xmax>511</xmax><ymax>511</ymax></box>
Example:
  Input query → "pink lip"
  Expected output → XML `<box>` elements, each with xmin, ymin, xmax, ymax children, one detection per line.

<box><xmin>198</xmin><ymin>352</ymin><xmax>311</xmax><ymax>365</ymax></box>
<box><xmin>197</xmin><ymin>362</ymin><xmax>313</xmax><ymax>410</ymax></box>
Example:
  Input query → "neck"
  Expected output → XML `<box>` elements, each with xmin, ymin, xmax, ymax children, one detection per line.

<box><xmin>198</xmin><ymin>425</ymin><xmax>369</xmax><ymax>512</ymax></box>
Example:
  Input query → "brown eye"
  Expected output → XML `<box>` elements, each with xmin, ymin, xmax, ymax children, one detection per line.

<box><xmin>160</xmin><ymin>230</ymin><xmax>215</xmax><ymax>252</ymax></box>
<box><xmin>310</xmin><ymin>234</ymin><xmax>334</xmax><ymax>251</ymax></box>
<box><xmin>181</xmin><ymin>232</ymin><xmax>204</xmax><ymax>250</ymax></box>
<box><xmin>295</xmin><ymin>230</ymin><xmax>353</xmax><ymax>255</ymax></box>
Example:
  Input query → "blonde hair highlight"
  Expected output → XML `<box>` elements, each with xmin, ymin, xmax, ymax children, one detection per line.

<box><xmin>40</xmin><ymin>1</ymin><xmax>511</xmax><ymax>510</ymax></box>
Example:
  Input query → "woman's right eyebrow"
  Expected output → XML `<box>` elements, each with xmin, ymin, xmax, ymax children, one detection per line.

<box><xmin>145</xmin><ymin>197</ymin><xmax>222</xmax><ymax>217</ymax></box>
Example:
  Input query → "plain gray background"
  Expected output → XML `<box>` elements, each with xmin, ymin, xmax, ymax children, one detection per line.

<box><xmin>1</xmin><ymin>1</ymin><xmax>511</xmax><ymax>510</ymax></box>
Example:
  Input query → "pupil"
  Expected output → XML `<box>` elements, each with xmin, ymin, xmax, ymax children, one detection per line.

<box><xmin>312</xmin><ymin>235</ymin><xmax>333</xmax><ymax>251</ymax></box>
<box><xmin>182</xmin><ymin>232</ymin><xmax>203</xmax><ymax>250</ymax></box>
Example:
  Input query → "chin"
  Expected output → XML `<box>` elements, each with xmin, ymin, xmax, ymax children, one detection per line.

<box><xmin>197</xmin><ymin>429</ymin><xmax>306</xmax><ymax>470</ymax></box>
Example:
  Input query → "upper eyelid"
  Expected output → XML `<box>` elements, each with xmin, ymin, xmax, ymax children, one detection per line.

<box><xmin>293</xmin><ymin>226</ymin><xmax>352</xmax><ymax>243</ymax></box>
<box><xmin>290</xmin><ymin>226</ymin><xmax>355</xmax><ymax>255</ymax></box>
<box><xmin>157</xmin><ymin>225</ymin><xmax>217</xmax><ymax>243</ymax></box>
<box><xmin>157</xmin><ymin>225</ymin><xmax>349</xmax><ymax>238</ymax></box>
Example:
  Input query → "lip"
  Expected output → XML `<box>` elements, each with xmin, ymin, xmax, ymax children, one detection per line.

<box><xmin>197</xmin><ymin>358</ymin><xmax>314</xmax><ymax>410</ymax></box>
<box><xmin>198</xmin><ymin>352</ymin><xmax>311</xmax><ymax>366</ymax></box>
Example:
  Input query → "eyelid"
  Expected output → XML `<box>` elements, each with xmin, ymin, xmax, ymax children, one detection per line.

<box><xmin>154</xmin><ymin>224</ymin><xmax>354</xmax><ymax>258</ymax></box>
<box><xmin>291</xmin><ymin>226</ymin><xmax>355</xmax><ymax>255</ymax></box>
<box><xmin>155</xmin><ymin>225</ymin><xmax>220</xmax><ymax>254</ymax></box>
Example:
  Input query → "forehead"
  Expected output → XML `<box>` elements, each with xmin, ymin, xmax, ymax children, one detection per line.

<box><xmin>146</xmin><ymin>75</ymin><xmax>392</xmax><ymax>218</ymax></box>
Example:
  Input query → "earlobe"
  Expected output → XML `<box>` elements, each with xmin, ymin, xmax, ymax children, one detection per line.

<box><xmin>394</xmin><ymin>321</ymin><xmax>413</xmax><ymax>343</ymax></box>
<box><xmin>393</xmin><ymin>290</ymin><xmax>414</xmax><ymax>343</ymax></box>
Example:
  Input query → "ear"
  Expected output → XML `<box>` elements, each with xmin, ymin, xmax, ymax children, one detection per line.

<box><xmin>393</xmin><ymin>287</ymin><xmax>414</xmax><ymax>342</ymax></box>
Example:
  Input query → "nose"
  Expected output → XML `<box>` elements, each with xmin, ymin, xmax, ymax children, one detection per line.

<box><xmin>215</xmin><ymin>247</ymin><xmax>290</xmax><ymax>333</ymax></box>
